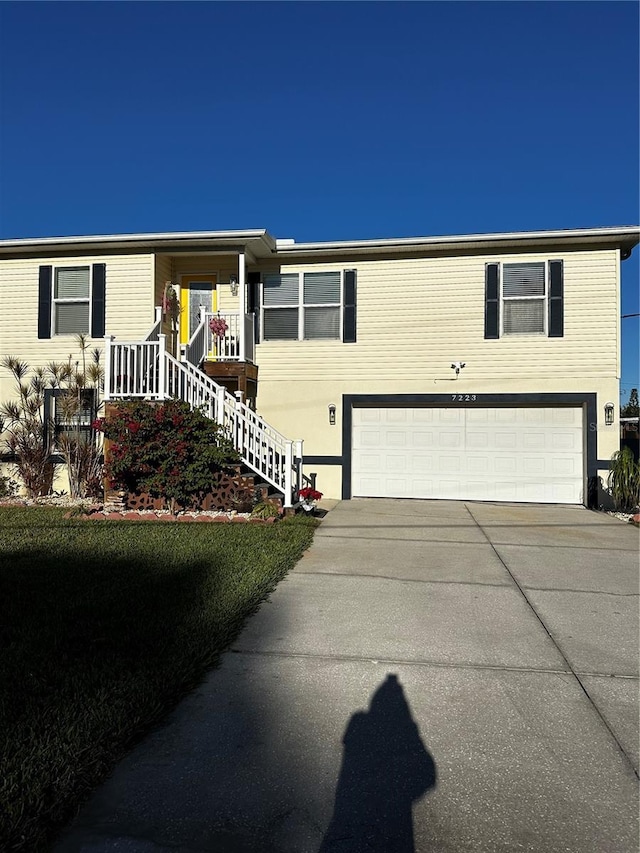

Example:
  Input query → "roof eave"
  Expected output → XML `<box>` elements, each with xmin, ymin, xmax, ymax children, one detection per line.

<box><xmin>0</xmin><ymin>229</ymin><xmax>277</xmax><ymax>257</ymax></box>
<box><xmin>274</xmin><ymin>226</ymin><xmax>640</xmax><ymax>257</ymax></box>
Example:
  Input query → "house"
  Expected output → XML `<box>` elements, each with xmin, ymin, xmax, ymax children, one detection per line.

<box><xmin>1</xmin><ymin>225</ymin><xmax>638</xmax><ymax>507</ymax></box>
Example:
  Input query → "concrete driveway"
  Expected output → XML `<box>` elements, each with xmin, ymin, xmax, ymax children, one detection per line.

<box><xmin>57</xmin><ymin>500</ymin><xmax>639</xmax><ymax>853</ymax></box>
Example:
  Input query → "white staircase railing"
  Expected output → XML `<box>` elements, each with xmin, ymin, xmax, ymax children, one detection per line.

<box><xmin>103</xmin><ymin>334</ymin><xmax>301</xmax><ymax>506</ymax></box>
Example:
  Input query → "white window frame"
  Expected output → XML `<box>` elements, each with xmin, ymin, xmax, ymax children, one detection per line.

<box><xmin>261</xmin><ymin>271</ymin><xmax>343</xmax><ymax>341</ymax></box>
<box><xmin>53</xmin><ymin>266</ymin><xmax>91</xmax><ymax>336</ymax></box>
<box><xmin>500</xmin><ymin>261</ymin><xmax>547</xmax><ymax>337</ymax></box>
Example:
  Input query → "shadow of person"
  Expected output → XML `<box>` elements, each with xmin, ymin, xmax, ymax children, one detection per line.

<box><xmin>319</xmin><ymin>673</ymin><xmax>436</xmax><ymax>852</ymax></box>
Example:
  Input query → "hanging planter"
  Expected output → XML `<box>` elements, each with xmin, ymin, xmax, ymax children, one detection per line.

<box><xmin>162</xmin><ymin>282</ymin><xmax>179</xmax><ymax>323</ymax></box>
<box><xmin>209</xmin><ymin>315</ymin><xmax>229</xmax><ymax>338</ymax></box>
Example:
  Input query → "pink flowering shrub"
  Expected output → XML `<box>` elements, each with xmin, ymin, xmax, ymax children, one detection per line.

<box><xmin>96</xmin><ymin>400</ymin><xmax>239</xmax><ymax>511</ymax></box>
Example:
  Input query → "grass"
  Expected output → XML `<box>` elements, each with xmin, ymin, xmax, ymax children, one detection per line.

<box><xmin>0</xmin><ymin>506</ymin><xmax>318</xmax><ymax>852</ymax></box>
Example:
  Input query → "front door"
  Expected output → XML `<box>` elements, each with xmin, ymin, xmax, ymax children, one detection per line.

<box><xmin>179</xmin><ymin>275</ymin><xmax>217</xmax><ymax>345</ymax></box>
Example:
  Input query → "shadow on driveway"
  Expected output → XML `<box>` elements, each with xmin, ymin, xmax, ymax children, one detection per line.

<box><xmin>320</xmin><ymin>674</ymin><xmax>436</xmax><ymax>853</ymax></box>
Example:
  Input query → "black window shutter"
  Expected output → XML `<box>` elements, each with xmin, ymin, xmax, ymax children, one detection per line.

<box><xmin>484</xmin><ymin>264</ymin><xmax>500</xmax><ymax>339</ymax></box>
<box><xmin>343</xmin><ymin>269</ymin><xmax>357</xmax><ymax>343</ymax></box>
<box><xmin>91</xmin><ymin>264</ymin><xmax>106</xmax><ymax>338</ymax></box>
<box><xmin>38</xmin><ymin>265</ymin><xmax>53</xmax><ymax>339</ymax></box>
<box><xmin>247</xmin><ymin>271</ymin><xmax>261</xmax><ymax>343</ymax></box>
<box><xmin>548</xmin><ymin>260</ymin><xmax>564</xmax><ymax>337</ymax></box>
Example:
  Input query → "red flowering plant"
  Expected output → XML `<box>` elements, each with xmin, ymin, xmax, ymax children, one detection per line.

<box><xmin>95</xmin><ymin>400</ymin><xmax>239</xmax><ymax>512</ymax></box>
<box><xmin>298</xmin><ymin>487</ymin><xmax>323</xmax><ymax>509</ymax></box>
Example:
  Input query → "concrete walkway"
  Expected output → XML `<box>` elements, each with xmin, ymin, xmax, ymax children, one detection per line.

<box><xmin>56</xmin><ymin>499</ymin><xmax>639</xmax><ymax>853</ymax></box>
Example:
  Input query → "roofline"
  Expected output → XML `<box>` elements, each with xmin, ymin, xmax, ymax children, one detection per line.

<box><xmin>0</xmin><ymin>229</ymin><xmax>277</xmax><ymax>253</ymax></box>
<box><xmin>0</xmin><ymin>226</ymin><xmax>637</xmax><ymax>259</ymax></box>
<box><xmin>274</xmin><ymin>226</ymin><xmax>640</xmax><ymax>256</ymax></box>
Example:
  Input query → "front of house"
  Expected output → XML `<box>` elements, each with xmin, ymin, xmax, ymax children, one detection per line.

<box><xmin>1</xmin><ymin>225</ymin><xmax>638</xmax><ymax>506</ymax></box>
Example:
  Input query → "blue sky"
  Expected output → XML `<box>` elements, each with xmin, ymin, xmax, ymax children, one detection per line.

<box><xmin>0</xmin><ymin>1</ymin><xmax>638</xmax><ymax>396</ymax></box>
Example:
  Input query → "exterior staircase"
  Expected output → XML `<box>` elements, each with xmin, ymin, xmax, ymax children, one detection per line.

<box><xmin>102</xmin><ymin>314</ymin><xmax>303</xmax><ymax>508</ymax></box>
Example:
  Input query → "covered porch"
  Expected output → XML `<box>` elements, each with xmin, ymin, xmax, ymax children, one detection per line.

<box><xmin>155</xmin><ymin>240</ymin><xmax>263</xmax><ymax>406</ymax></box>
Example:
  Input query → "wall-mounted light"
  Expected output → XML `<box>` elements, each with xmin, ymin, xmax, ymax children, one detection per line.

<box><xmin>229</xmin><ymin>274</ymin><xmax>239</xmax><ymax>297</ymax></box>
<box><xmin>604</xmin><ymin>402</ymin><xmax>615</xmax><ymax>426</ymax></box>
<box><xmin>328</xmin><ymin>403</ymin><xmax>336</xmax><ymax>426</ymax></box>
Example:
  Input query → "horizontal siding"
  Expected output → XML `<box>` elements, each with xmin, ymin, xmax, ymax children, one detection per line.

<box><xmin>254</xmin><ymin>249</ymin><xmax>619</xmax><ymax>381</ymax></box>
<box><xmin>0</xmin><ymin>254</ymin><xmax>154</xmax><ymax>406</ymax></box>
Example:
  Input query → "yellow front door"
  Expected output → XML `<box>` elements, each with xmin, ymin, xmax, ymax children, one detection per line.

<box><xmin>179</xmin><ymin>275</ymin><xmax>217</xmax><ymax>345</ymax></box>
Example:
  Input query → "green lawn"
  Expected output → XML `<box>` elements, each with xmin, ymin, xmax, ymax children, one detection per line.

<box><xmin>0</xmin><ymin>507</ymin><xmax>317</xmax><ymax>852</ymax></box>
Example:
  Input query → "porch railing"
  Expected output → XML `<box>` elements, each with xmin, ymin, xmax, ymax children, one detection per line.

<box><xmin>183</xmin><ymin>310</ymin><xmax>255</xmax><ymax>367</ymax></box>
<box><xmin>103</xmin><ymin>334</ymin><xmax>301</xmax><ymax>505</ymax></box>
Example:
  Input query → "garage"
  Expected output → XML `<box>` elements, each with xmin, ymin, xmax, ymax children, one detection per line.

<box><xmin>351</xmin><ymin>406</ymin><xmax>585</xmax><ymax>504</ymax></box>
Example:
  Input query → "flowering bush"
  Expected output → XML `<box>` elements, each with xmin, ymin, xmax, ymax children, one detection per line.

<box><xmin>96</xmin><ymin>400</ymin><xmax>239</xmax><ymax>512</ymax></box>
<box><xmin>298</xmin><ymin>487</ymin><xmax>323</xmax><ymax>503</ymax></box>
<box><xmin>209</xmin><ymin>316</ymin><xmax>228</xmax><ymax>338</ymax></box>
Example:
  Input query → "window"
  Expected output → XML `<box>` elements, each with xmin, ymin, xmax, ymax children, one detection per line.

<box><xmin>501</xmin><ymin>262</ymin><xmax>546</xmax><ymax>335</ymax></box>
<box><xmin>303</xmin><ymin>272</ymin><xmax>341</xmax><ymax>339</ymax></box>
<box><xmin>262</xmin><ymin>271</ymin><xmax>342</xmax><ymax>341</ymax></box>
<box><xmin>44</xmin><ymin>388</ymin><xmax>97</xmax><ymax>449</ymax></box>
<box><xmin>38</xmin><ymin>263</ymin><xmax>106</xmax><ymax>340</ymax></box>
<box><xmin>54</xmin><ymin>267</ymin><xmax>91</xmax><ymax>335</ymax></box>
<box><xmin>484</xmin><ymin>260</ymin><xmax>563</xmax><ymax>339</ymax></box>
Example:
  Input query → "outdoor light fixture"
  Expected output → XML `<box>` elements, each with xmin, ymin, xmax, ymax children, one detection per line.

<box><xmin>229</xmin><ymin>274</ymin><xmax>239</xmax><ymax>297</ymax></box>
<box><xmin>604</xmin><ymin>402</ymin><xmax>615</xmax><ymax>425</ymax></box>
<box><xmin>328</xmin><ymin>403</ymin><xmax>336</xmax><ymax>425</ymax></box>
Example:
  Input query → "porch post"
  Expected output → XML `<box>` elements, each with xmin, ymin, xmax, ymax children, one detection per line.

<box><xmin>283</xmin><ymin>440</ymin><xmax>293</xmax><ymax>508</ymax></box>
<box><xmin>157</xmin><ymin>334</ymin><xmax>166</xmax><ymax>399</ymax></box>
<box><xmin>238</xmin><ymin>252</ymin><xmax>246</xmax><ymax>363</ymax></box>
<box><xmin>103</xmin><ymin>335</ymin><xmax>113</xmax><ymax>400</ymax></box>
<box><xmin>215</xmin><ymin>385</ymin><xmax>226</xmax><ymax>427</ymax></box>
<box><xmin>294</xmin><ymin>439</ymin><xmax>304</xmax><ymax>493</ymax></box>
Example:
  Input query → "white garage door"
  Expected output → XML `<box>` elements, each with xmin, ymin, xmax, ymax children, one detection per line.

<box><xmin>352</xmin><ymin>407</ymin><xmax>584</xmax><ymax>504</ymax></box>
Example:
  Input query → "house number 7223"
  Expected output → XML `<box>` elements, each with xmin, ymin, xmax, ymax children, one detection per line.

<box><xmin>451</xmin><ymin>394</ymin><xmax>477</xmax><ymax>402</ymax></box>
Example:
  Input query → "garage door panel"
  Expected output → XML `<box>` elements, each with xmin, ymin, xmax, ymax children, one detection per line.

<box><xmin>387</xmin><ymin>430</ymin><xmax>409</xmax><ymax>448</ymax></box>
<box><xmin>440</xmin><ymin>430</ymin><xmax>464</xmax><ymax>449</ymax></box>
<box><xmin>413</xmin><ymin>456</ymin><xmax>434</xmax><ymax>473</ymax></box>
<box><xmin>352</xmin><ymin>407</ymin><xmax>584</xmax><ymax>504</ymax></box>
<box><xmin>523</xmin><ymin>432</ymin><xmax>546</xmax><ymax>450</ymax></box>
<box><xmin>412</xmin><ymin>430</ymin><xmax>435</xmax><ymax>448</ymax></box>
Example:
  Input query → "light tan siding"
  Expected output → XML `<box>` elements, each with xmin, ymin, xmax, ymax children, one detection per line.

<box><xmin>254</xmin><ymin>249</ymin><xmax>619</xmax><ymax>382</ymax></box>
<box><xmin>0</xmin><ymin>253</ymin><xmax>153</xmax><ymax>405</ymax></box>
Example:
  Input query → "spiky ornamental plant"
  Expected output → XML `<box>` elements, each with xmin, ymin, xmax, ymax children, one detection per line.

<box><xmin>50</xmin><ymin>336</ymin><xmax>105</xmax><ymax>498</ymax></box>
<box><xmin>1</xmin><ymin>338</ymin><xmax>105</xmax><ymax>499</ymax></box>
<box><xmin>0</xmin><ymin>357</ymin><xmax>56</xmax><ymax>497</ymax></box>
<box><xmin>608</xmin><ymin>446</ymin><xmax>640</xmax><ymax>512</ymax></box>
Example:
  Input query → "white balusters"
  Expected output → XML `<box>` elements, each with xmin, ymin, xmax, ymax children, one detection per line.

<box><xmin>103</xmin><ymin>327</ymin><xmax>300</xmax><ymax>501</ymax></box>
